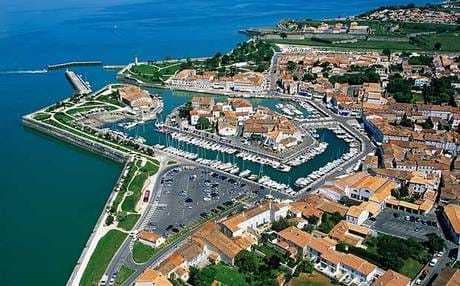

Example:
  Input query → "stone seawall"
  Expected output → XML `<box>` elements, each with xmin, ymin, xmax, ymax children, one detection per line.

<box><xmin>22</xmin><ymin>116</ymin><xmax>127</xmax><ymax>163</ymax></box>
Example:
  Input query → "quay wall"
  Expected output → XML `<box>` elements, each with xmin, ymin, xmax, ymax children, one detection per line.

<box><xmin>22</xmin><ymin>116</ymin><xmax>127</xmax><ymax>163</ymax></box>
<box><xmin>22</xmin><ymin>115</ymin><xmax>133</xmax><ymax>286</ymax></box>
<box><xmin>66</xmin><ymin>158</ymin><xmax>133</xmax><ymax>286</ymax></box>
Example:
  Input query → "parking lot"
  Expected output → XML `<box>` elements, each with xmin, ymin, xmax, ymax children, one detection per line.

<box><xmin>142</xmin><ymin>165</ymin><xmax>263</xmax><ymax>237</ymax></box>
<box><xmin>369</xmin><ymin>208</ymin><xmax>439</xmax><ymax>241</ymax></box>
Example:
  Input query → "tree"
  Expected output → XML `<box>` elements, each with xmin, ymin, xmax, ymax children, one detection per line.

<box><xmin>178</xmin><ymin>102</ymin><xmax>192</xmax><ymax>119</ymax></box>
<box><xmin>196</xmin><ymin>117</ymin><xmax>211</xmax><ymax>130</ymax></box>
<box><xmin>382</xmin><ymin>48</ymin><xmax>392</xmax><ymax>60</ymax></box>
<box><xmin>434</xmin><ymin>42</ymin><xmax>442</xmax><ymax>51</ymax></box>
<box><xmin>280</xmin><ymin>32</ymin><xmax>287</xmax><ymax>39</ymax></box>
<box><xmin>294</xmin><ymin>260</ymin><xmax>314</xmax><ymax>276</ymax></box>
<box><xmin>235</xmin><ymin>250</ymin><xmax>263</xmax><ymax>273</ymax></box>
<box><xmin>271</xmin><ymin>217</ymin><xmax>293</xmax><ymax>231</ymax></box>
<box><xmin>287</xmin><ymin>61</ymin><xmax>297</xmax><ymax>73</ymax></box>
<box><xmin>105</xmin><ymin>214</ymin><xmax>114</xmax><ymax>226</ymax></box>
<box><xmin>424</xmin><ymin>233</ymin><xmax>445</xmax><ymax>253</ymax></box>
<box><xmin>399</xmin><ymin>113</ymin><xmax>414</xmax><ymax>128</ymax></box>
<box><xmin>422</xmin><ymin>117</ymin><xmax>434</xmax><ymax>129</ymax></box>
<box><xmin>302</xmin><ymin>72</ymin><xmax>317</xmax><ymax>82</ymax></box>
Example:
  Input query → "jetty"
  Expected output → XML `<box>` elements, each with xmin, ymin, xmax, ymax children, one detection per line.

<box><xmin>65</xmin><ymin>70</ymin><xmax>92</xmax><ymax>95</ymax></box>
<box><xmin>47</xmin><ymin>61</ymin><xmax>102</xmax><ymax>70</ymax></box>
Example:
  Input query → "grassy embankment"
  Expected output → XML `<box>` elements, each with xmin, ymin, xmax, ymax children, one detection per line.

<box><xmin>268</xmin><ymin>21</ymin><xmax>460</xmax><ymax>52</ymax></box>
<box><xmin>80</xmin><ymin>229</ymin><xmax>127</xmax><ymax>286</ymax></box>
<box><xmin>132</xmin><ymin>241</ymin><xmax>157</xmax><ymax>264</ymax></box>
<box><xmin>130</xmin><ymin>62</ymin><xmax>182</xmax><ymax>83</ymax></box>
<box><xmin>114</xmin><ymin>265</ymin><xmax>135</xmax><ymax>286</ymax></box>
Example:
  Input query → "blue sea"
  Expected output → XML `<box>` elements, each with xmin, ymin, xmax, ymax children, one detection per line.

<box><xmin>0</xmin><ymin>0</ymin><xmax>435</xmax><ymax>285</ymax></box>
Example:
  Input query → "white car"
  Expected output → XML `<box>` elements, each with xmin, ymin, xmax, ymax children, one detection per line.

<box><xmin>429</xmin><ymin>258</ymin><xmax>438</xmax><ymax>267</ymax></box>
<box><xmin>415</xmin><ymin>279</ymin><xmax>422</xmax><ymax>285</ymax></box>
<box><xmin>436</xmin><ymin>251</ymin><xmax>444</xmax><ymax>257</ymax></box>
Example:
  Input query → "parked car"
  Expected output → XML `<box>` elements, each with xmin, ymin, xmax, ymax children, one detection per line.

<box><xmin>429</xmin><ymin>258</ymin><xmax>438</xmax><ymax>267</ymax></box>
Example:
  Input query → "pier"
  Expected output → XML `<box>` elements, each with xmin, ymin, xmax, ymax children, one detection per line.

<box><xmin>47</xmin><ymin>61</ymin><xmax>102</xmax><ymax>70</ymax></box>
<box><xmin>65</xmin><ymin>70</ymin><xmax>92</xmax><ymax>95</ymax></box>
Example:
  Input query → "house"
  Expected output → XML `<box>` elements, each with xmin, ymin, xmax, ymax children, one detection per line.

<box><xmin>346</xmin><ymin>205</ymin><xmax>370</xmax><ymax>225</ymax></box>
<box><xmin>277</xmin><ymin>227</ymin><xmax>381</xmax><ymax>284</ymax></box>
<box><xmin>319</xmin><ymin>252</ymin><xmax>378</xmax><ymax>284</ymax></box>
<box><xmin>276</xmin><ymin>226</ymin><xmax>334</xmax><ymax>260</ymax></box>
<box><xmin>221</xmin><ymin>201</ymin><xmax>289</xmax><ymax>238</ymax></box>
<box><xmin>157</xmin><ymin>253</ymin><xmax>188</xmax><ymax>281</ymax></box>
<box><xmin>432</xmin><ymin>267</ymin><xmax>460</xmax><ymax>286</ymax></box>
<box><xmin>217</xmin><ymin>117</ymin><xmax>237</xmax><ymax>136</ymax></box>
<box><xmin>137</xmin><ymin>230</ymin><xmax>165</xmax><ymax>248</ymax></box>
<box><xmin>194</xmin><ymin>221</ymin><xmax>255</xmax><ymax>265</ymax></box>
<box><xmin>442</xmin><ymin>204</ymin><xmax>460</xmax><ymax>244</ymax></box>
<box><xmin>229</xmin><ymin>98</ymin><xmax>253</xmax><ymax>114</ymax></box>
<box><xmin>372</xmin><ymin>269</ymin><xmax>411</xmax><ymax>286</ymax></box>
<box><xmin>332</xmin><ymin>172</ymin><xmax>396</xmax><ymax>205</ymax></box>
<box><xmin>118</xmin><ymin>85</ymin><xmax>155</xmax><ymax>110</ymax></box>
<box><xmin>329</xmin><ymin>220</ymin><xmax>372</xmax><ymax>247</ymax></box>
<box><xmin>135</xmin><ymin>268</ymin><xmax>173</xmax><ymax>286</ymax></box>
<box><xmin>191</xmin><ymin>96</ymin><xmax>215</xmax><ymax>110</ymax></box>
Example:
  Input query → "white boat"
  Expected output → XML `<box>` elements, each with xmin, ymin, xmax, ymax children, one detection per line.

<box><xmin>239</xmin><ymin>170</ymin><xmax>251</xmax><ymax>178</ymax></box>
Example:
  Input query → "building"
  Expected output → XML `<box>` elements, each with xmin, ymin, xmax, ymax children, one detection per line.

<box><xmin>118</xmin><ymin>85</ymin><xmax>155</xmax><ymax>110</ymax></box>
<box><xmin>229</xmin><ymin>98</ymin><xmax>253</xmax><ymax>114</ymax></box>
<box><xmin>372</xmin><ymin>270</ymin><xmax>410</xmax><ymax>286</ymax></box>
<box><xmin>191</xmin><ymin>96</ymin><xmax>215</xmax><ymax>110</ymax></box>
<box><xmin>328</xmin><ymin>220</ymin><xmax>372</xmax><ymax>247</ymax></box>
<box><xmin>346</xmin><ymin>205</ymin><xmax>370</xmax><ymax>225</ymax></box>
<box><xmin>135</xmin><ymin>268</ymin><xmax>173</xmax><ymax>286</ymax></box>
<box><xmin>277</xmin><ymin>226</ymin><xmax>334</xmax><ymax>259</ymax></box>
<box><xmin>221</xmin><ymin>201</ymin><xmax>289</xmax><ymax>238</ymax></box>
<box><xmin>432</xmin><ymin>267</ymin><xmax>460</xmax><ymax>286</ymax></box>
<box><xmin>137</xmin><ymin>230</ymin><xmax>165</xmax><ymax>248</ymax></box>
<box><xmin>443</xmin><ymin>204</ymin><xmax>460</xmax><ymax>244</ymax></box>
<box><xmin>277</xmin><ymin>227</ymin><xmax>381</xmax><ymax>284</ymax></box>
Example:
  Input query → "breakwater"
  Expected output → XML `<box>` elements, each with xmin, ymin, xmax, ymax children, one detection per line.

<box><xmin>47</xmin><ymin>61</ymin><xmax>102</xmax><ymax>70</ymax></box>
<box><xmin>22</xmin><ymin>116</ymin><xmax>127</xmax><ymax>163</ymax></box>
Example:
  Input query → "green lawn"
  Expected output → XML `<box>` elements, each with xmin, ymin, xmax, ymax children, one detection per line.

<box><xmin>97</xmin><ymin>92</ymin><xmax>125</xmax><ymax>107</ymax></box>
<box><xmin>191</xmin><ymin>263</ymin><xmax>246</xmax><ymax>286</ymax></box>
<box><xmin>33</xmin><ymin>113</ymin><xmax>51</xmax><ymax>121</ymax></box>
<box><xmin>54</xmin><ymin>112</ymin><xmax>74</xmax><ymax>124</ymax></box>
<box><xmin>114</xmin><ymin>265</ymin><xmax>135</xmax><ymax>286</ymax></box>
<box><xmin>118</xmin><ymin>213</ymin><xmax>140</xmax><ymax>231</ymax></box>
<box><xmin>130</xmin><ymin>63</ymin><xmax>181</xmax><ymax>83</ymax></box>
<box><xmin>269</xmin><ymin>38</ymin><xmax>421</xmax><ymax>51</ymax></box>
<box><xmin>132</xmin><ymin>241</ymin><xmax>156</xmax><ymax>264</ymax></box>
<box><xmin>80</xmin><ymin>230</ymin><xmax>128</xmax><ymax>286</ymax></box>
<box><xmin>399</xmin><ymin>257</ymin><xmax>423</xmax><ymax>279</ymax></box>
<box><xmin>417</xmin><ymin>32</ymin><xmax>460</xmax><ymax>52</ymax></box>
<box><xmin>121</xmin><ymin>161</ymin><xmax>158</xmax><ymax>213</ymax></box>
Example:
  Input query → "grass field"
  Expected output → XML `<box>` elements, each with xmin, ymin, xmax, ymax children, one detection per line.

<box><xmin>289</xmin><ymin>273</ymin><xmax>333</xmax><ymax>286</ymax></box>
<box><xmin>80</xmin><ymin>230</ymin><xmax>127</xmax><ymax>286</ymax></box>
<box><xmin>33</xmin><ymin>113</ymin><xmax>51</xmax><ymax>121</ymax></box>
<box><xmin>268</xmin><ymin>31</ymin><xmax>460</xmax><ymax>52</ymax></box>
<box><xmin>132</xmin><ymin>241</ymin><xmax>156</xmax><ymax>264</ymax></box>
<box><xmin>97</xmin><ymin>92</ymin><xmax>125</xmax><ymax>107</ymax></box>
<box><xmin>114</xmin><ymin>265</ymin><xmax>135</xmax><ymax>286</ymax></box>
<box><xmin>399</xmin><ymin>257</ymin><xmax>423</xmax><ymax>279</ymax></box>
<box><xmin>130</xmin><ymin>63</ymin><xmax>181</xmax><ymax>83</ymax></box>
<box><xmin>121</xmin><ymin>161</ymin><xmax>158</xmax><ymax>213</ymax></box>
<box><xmin>417</xmin><ymin>32</ymin><xmax>460</xmax><ymax>52</ymax></box>
<box><xmin>193</xmin><ymin>263</ymin><xmax>246</xmax><ymax>286</ymax></box>
<box><xmin>117</xmin><ymin>213</ymin><xmax>141</xmax><ymax>231</ymax></box>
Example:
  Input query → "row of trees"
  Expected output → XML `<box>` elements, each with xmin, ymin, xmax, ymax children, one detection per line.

<box><xmin>337</xmin><ymin>233</ymin><xmax>444</xmax><ymax>272</ymax></box>
<box><xmin>328</xmin><ymin>68</ymin><xmax>380</xmax><ymax>85</ymax></box>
